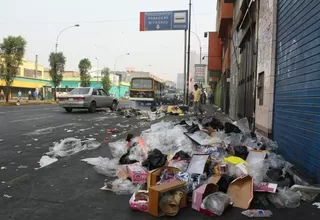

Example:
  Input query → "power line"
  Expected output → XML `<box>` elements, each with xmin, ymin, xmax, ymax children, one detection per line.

<box><xmin>0</xmin><ymin>12</ymin><xmax>214</xmax><ymax>25</ymax></box>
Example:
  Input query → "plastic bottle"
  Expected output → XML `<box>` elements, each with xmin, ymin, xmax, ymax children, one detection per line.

<box><xmin>241</xmin><ymin>209</ymin><xmax>273</xmax><ymax>218</ymax></box>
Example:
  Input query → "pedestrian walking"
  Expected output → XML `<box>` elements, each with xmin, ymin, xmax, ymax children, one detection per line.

<box><xmin>28</xmin><ymin>90</ymin><xmax>31</xmax><ymax>100</ymax></box>
<box><xmin>17</xmin><ymin>90</ymin><xmax>22</xmax><ymax>105</ymax></box>
<box><xmin>193</xmin><ymin>84</ymin><xmax>203</xmax><ymax>115</ymax></box>
<box><xmin>33</xmin><ymin>91</ymin><xmax>37</xmax><ymax>100</ymax></box>
<box><xmin>0</xmin><ymin>89</ymin><xmax>4</xmax><ymax>100</ymax></box>
<box><xmin>38</xmin><ymin>91</ymin><xmax>42</xmax><ymax>100</ymax></box>
<box><xmin>208</xmin><ymin>88</ymin><xmax>214</xmax><ymax>104</ymax></box>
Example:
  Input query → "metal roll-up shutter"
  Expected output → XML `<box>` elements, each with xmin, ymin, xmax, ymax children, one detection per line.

<box><xmin>274</xmin><ymin>0</ymin><xmax>320</xmax><ymax>182</ymax></box>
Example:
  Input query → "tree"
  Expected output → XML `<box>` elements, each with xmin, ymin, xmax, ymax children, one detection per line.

<box><xmin>48</xmin><ymin>52</ymin><xmax>66</xmax><ymax>101</ymax></box>
<box><xmin>78</xmin><ymin>58</ymin><xmax>91</xmax><ymax>87</ymax></box>
<box><xmin>101</xmin><ymin>67</ymin><xmax>112</xmax><ymax>93</ymax></box>
<box><xmin>0</xmin><ymin>36</ymin><xmax>27</xmax><ymax>102</ymax></box>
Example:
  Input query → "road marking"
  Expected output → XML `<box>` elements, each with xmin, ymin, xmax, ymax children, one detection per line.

<box><xmin>24</xmin><ymin>123</ymin><xmax>81</xmax><ymax>135</ymax></box>
<box><xmin>10</xmin><ymin>116</ymin><xmax>54</xmax><ymax>123</ymax></box>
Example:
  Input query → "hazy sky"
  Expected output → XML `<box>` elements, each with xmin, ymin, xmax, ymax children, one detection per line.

<box><xmin>1</xmin><ymin>0</ymin><xmax>217</xmax><ymax>81</ymax></box>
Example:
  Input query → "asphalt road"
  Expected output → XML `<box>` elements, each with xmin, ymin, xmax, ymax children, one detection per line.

<box><xmin>0</xmin><ymin>103</ymin><xmax>319</xmax><ymax>220</ymax></box>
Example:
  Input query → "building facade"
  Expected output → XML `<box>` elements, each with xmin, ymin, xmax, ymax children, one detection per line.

<box><xmin>176</xmin><ymin>73</ymin><xmax>184</xmax><ymax>91</ymax></box>
<box><xmin>208</xmin><ymin>0</ymin><xmax>320</xmax><ymax>182</ymax></box>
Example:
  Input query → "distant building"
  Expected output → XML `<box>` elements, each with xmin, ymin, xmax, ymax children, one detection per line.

<box><xmin>177</xmin><ymin>73</ymin><xmax>184</xmax><ymax>90</ymax></box>
<box><xmin>165</xmin><ymin>80</ymin><xmax>176</xmax><ymax>88</ymax></box>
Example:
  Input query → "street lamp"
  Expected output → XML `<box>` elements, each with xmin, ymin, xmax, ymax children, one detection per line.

<box><xmin>55</xmin><ymin>24</ymin><xmax>80</xmax><ymax>53</ymax></box>
<box><xmin>95</xmin><ymin>57</ymin><xmax>99</xmax><ymax>83</ymax></box>
<box><xmin>191</xmin><ymin>31</ymin><xmax>202</xmax><ymax>64</ymax></box>
<box><xmin>113</xmin><ymin>53</ymin><xmax>130</xmax><ymax>96</ymax></box>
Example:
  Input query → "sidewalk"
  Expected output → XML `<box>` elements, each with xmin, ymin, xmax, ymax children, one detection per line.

<box><xmin>0</xmin><ymin>99</ymin><xmax>56</xmax><ymax>106</ymax></box>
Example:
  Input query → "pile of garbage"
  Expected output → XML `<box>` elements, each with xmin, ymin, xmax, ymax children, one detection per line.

<box><xmin>82</xmin><ymin>116</ymin><xmax>320</xmax><ymax>217</ymax></box>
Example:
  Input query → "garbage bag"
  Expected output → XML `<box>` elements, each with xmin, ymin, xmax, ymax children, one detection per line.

<box><xmin>105</xmin><ymin>179</ymin><xmax>138</xmax><ymax>195</ymax></box>
<box><xmin>109</xmin><ymin>140</ymin><xmax>127</xmax><ymax>158</ymax></box>
<box><xmin>234</xmin><ymin>145</ymin><xmax>249</xmax><ymax>160</ymax></box>
<box><xmin>201</xmin><ymin>192</ymin><xmax>231</xmax><ymax>216</ymax></box>
<box><xmin>224</xmin><ymin>122</ymin><xmax>241</xmax><ymax>134</ymax></box>
<box><xmin>217</xmin><ymin>174</ymin><xmax>235</xmax><ymax>193</ymax></box>
<box><xmin>247</xmin><ymin>160</ymin><xmax>269</xmax><ymax>185</ymax></box>
<box><xmin>94</xmin><ymin>158</ymin><xmax>119</xmax><ymax>177</ymax></box>
<box><xmin>119</xmin><ymin>150</ymin><xmax>139</xmax><ymax>165</ymax></box>
<box><xmin>267</xmin><ymin>152</ymin><xmax>292</xmax><ymax>170</ymax></box>
<box><xmin>233</xmin><ymin>118</ymin><xmax>250</xmax><ymax>134</ymax></box>
<box><xmin>199</xmin><ymin>116</ymin><xmax>225</xmax><ymax>131</ymax></box>
<box><xmin>142</xmin><ymin>149</ymin><xmax>167</xmax><ymax>171</ymax></box>
<box><xmin>265</xmin><ymin>168</ymin><xmax>293</xmax><ymax>188</ymax></box>
<box><xmin>267</xmin><ymin>187</ymin><xmax>301</xmax><ymax>208</ymax></box>
<box><xmin>172</xmin><ymin>150</ymin><xmax>191</xmax><ymax>160</ymax></box>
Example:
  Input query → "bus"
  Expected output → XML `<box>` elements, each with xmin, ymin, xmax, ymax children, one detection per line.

<box><xmin>129</xmin><ymin>76</ymin><xmax>164</xmax><ymax>105</ymax></box>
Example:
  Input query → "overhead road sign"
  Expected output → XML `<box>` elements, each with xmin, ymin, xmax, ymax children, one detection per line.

<box><xmin>140</xmin><ymin>10</ymin><xmax>188</xmax><ymax>31</ymax></box>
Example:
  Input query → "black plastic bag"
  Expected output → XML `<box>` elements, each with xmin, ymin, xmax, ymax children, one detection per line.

<box><xmin>199</xmin><ymin>116</ymin><xmax>224</xmax><ymax>131</ymax></box>
<box><xmin>172</xmin><ymin>150</ymin><xmax>191</xmax><ymax>160</ymax></box>
<box><xmin>217</xmin><ymin>174</ymin><xmax>235</xmax><ymax>193</ymax></box>
<box><xmin>224</xmin><ymin>122</ymin><xmax>242</xmax><ymax>134</ymax></box>
<box><xmin>265</xmin><ymin>168</ymin><xmax>293</xmax><ymax>188</ymax></box>
<box><xmin>234</xmin><ymin>145</ymin><xmax>249</xmax><ymax>160</ymax></box>
<box><xmin>142</xmin><ymin>149</ymin><xmax>167</xmax><ymax>171</ymax></box>
<box><xmin>119</xmin><ymin>149</ymin><xmax>139</xmax><ymax>165</ymax></box>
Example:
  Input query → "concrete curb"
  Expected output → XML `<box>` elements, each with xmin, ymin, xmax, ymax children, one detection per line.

<box><xmin>0</xmin><ymin>101</ymin><xmax>57</xmax><ymax>106</ymax></box>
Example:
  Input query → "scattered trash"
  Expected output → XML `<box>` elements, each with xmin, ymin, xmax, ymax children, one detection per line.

<box><xmin>81</xmin><ymin>157</ymin><xmax>118</xmax><ymax>177</ymax></box>
<box><xmin>66</xmin><ymin>130</ymin><xmax>74</xmax><ymax>133</ymax></box>
<box><xmin>242</xmin><ymin>209</ymin><xmax>273</xmax><ymax>218</ymax></box>
<box><xmin>46</xmin><ymin>138</ymin><xmax>101</xmax><ymax>157</ymax></box>
<box><xmin>116</xmin><ymin>123</ymin><xmax>130</xmax><ymax>128</ymax></box>
<box><xmin>107</xmin><ymin>129</ymin><xmax>120</xmax><ymax>133</ymax></box>
<box><xmin>3</xmin><ymin>194</ymin><xmax>12</xmax><ymax>199</ymax></box>
<box><xmin>38</xmin><ymin>156</ymin><xmax>58</xmax><ymax>168</ymax></box>
<box><xmin>313</xmin><ymin>202</ymin><xmax>320</xmax><ymax>209</ymax></box>
<box><xmin>201</xmin><ymin>192</ymin><xmax>231</xmax><ymax>216</ymax></box>
<box><xmin>17</xmin><ymin>151</ymin><xmax>22</xmax><ymax>154</ymax></box>
<box><xmin>1</xmin><ymin>167</ymin><xmax>6</xmax><ymax>170</ymax></box>
<box><xmin>26</xmin><ymin>144</ymin><xmax>32</xmax><ymax>146</ymax></box>
<box><xmin>1</xmin><ymin>181</ymin><xmax>5</xmax><ymax>184</ymax></box>
<box><xmin>33</xmin><ymin>138</ymin><xmax>38</xmax><ymax>141</ymax></box>
<box><xmin>17</xmin><ymin>165</ymin><xmax>28</xmax><ymax>169</ymax></box>
<box><xmin>0</xmin><ymin>139</ymin><xmax>3</xmax><ymax>142</ymax></box>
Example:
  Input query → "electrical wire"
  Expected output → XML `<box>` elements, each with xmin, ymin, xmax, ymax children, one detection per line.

<box><xmin>0</xmin><ymin>12</ymin><xmax>214</xmax><ymax>25</ymax></box>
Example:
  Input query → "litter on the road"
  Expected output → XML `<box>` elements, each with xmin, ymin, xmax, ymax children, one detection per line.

<box><xmin>17</xmin><ymin>165</ymin><xmax>28</xmax><ymax>169</ymax></box>
<box><xmin>46</xmin><ymin>138</ymin><xmax>101</xmax><ymax>157</ymax></box>
<box><xmin>0</xmin><ymin>139</ymin><xmax>3</xmax><ymax>142</ymax></box>
<box><xmin>1</xmin><ymin>166</ymin><xmax>6</xmax><ymax>170</ymax></box>
<box><xmin>80</xmin><ymin>115</ymin><xmax>318</xmax><ymax>217</ymax></box>
<box><xmin>3</xmin><ymin>194</ymin><xmax>12</xmax><ymax>199</ymax></box>
<box><xmin>313</xmin><ymin>202</ymin><xmax>320</xmax><ymax>209</ymax></box>
<box><xmin>38</xmin><ymin>155</ymin><xmax>58</xmax><ymax>168</ymax></box>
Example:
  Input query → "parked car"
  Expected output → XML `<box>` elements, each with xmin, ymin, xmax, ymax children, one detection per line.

<box><xmin>58</xmin><ymin>87</ymin><xmax>119</xmax><ymax>113</ymax></box>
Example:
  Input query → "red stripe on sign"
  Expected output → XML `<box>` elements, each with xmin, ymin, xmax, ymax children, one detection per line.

<box><xmin>140</xmin><ymin>12</ymin><xmax>145</xmax><ymax>31</ymax></box>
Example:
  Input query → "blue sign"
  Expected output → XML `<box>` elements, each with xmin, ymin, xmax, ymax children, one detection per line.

<box><xmin>140</xmin><ymin>10</ymin><xmax>188</xmax><ymax>31</ymax></box>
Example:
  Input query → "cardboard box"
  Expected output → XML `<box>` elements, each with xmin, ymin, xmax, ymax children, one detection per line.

<box><xmin>127</xmin><ymin>163</ymin><xmax>148</xmax><ymax>183</ymax></box>
<box><xmin>192</xmin><ymin>183</ymin><xmax>218</xmax><ymax>211</ymax></box>
<box><xmin>147</xmin><ymin>166</ymin><xmax>180</xmax><ymax>190</ymax></box>
<box><xmin>227</xmin><ymin>175</ymin><xmax>253</xmax><ymax>209</ymax></box>
<box><xmin>129</xmin><ymin>190</ymin><xmax>149</xmax><ymax>212</ymax></box>
<box><xmin>148</xmin><ymin>180</ymin><xmax>187</xmax><ymax>217</ymax></box>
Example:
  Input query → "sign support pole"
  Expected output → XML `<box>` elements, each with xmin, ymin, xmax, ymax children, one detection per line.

<box><xmin>186</xmin><ymin>0</ymin><xmax>192</xmax><ymax>106</ymax></box>
<box><xmin>183</xmin><ymin>30</ymin><xmax>187</xmax><ymax>105</ymax></box>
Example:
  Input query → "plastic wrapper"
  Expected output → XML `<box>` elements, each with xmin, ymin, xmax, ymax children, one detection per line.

<box><xmin>234</xmin><ymin>118</ymin><xmax>250</xmax><ymax>134</ymax></box>
<box><xmin>223</xmin><ymin>133</ymin><xmax>243</xmax><ymax>148</ymax></box>
<box><xmin>168</xmin><ymin>160</ymin><xmax>189</xmax><ymax>172</ymax></box>
<box><xmin>150</xmin><ymin>121</ymin><xmax>174</xmax><ymax>132</ymax></box>
<box><xmin>157</xmin><ymin>169</ymin><xmax>177</xmax><ymax>184</ymax></box>
<box><xmin>234</xmin><ymin>145</ymin><xmax>249</xmax><ymax>160</ymax></box>
<box><xmin>94</xmin><ymin>158</ymin><xmax>119</xmax><ymax>177</ymax></box>
<box><xmin>227</xmin><ymin>163</ymin><xmax>247</xmax><ymax>178</ymax></box>
<box><xmin>242</xmin><ymin>209</ymin><xmax>273</xmax><ymax>218</ymax></box>
<box><xmin>247</xmin><ymin>160</ymin><xmax>269</xmax><ymax>185</ymax></box>
<box><xmin>108</xmin><ymin>140</ymin><xmax>127</xmax><ymax>158</ymax></box>
<box><xmin>47</xmin><ymin>138</ymin><xmax>101</xmax><ymax>157</ymax></box>
<box><xmin>224</xmin><ymin>122</ymin><xmax>241</xmax><ymax>134</ymax></box>
<box><xmin>267</xmin><ymin>152</ymin><xmax>292</xmax><ymax>170</ymax></box>
<box><xmin>267</xmin><ymin>187</ymin><xmax>301</xmax><ymax>208</ymax></box>
<box><xmin>201</xmin><ymin>192</ymin><xmax>231</xmax><ymax>216</ymax></box>
<box><xmin>105</xmin><ymin>179</ymin><xmax>139</xmax><ymax>195</ymax></box>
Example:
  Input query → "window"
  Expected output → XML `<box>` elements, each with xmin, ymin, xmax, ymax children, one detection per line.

<box><xmin>131</xmin><ymin>79</ymin><xmax>153</xmax><ymax>89</ymax></box>
<box><xmin>70</xmin><ymin>88</ymin><xmax>90</xmax><ymax>95</ymax></box>
<box><xmin>92</xmin><ymin>89</ymin><xmax>98</xmax><ymax>96</ymax></box>
<box><xmin>257</xmin><ymin>72</ymin><xmax>264</xmax><ymax>106</ymax></box>
<box><xmin>99</xmin><ymin>89</ymin><xmax>108</xmax><ymax>96</ymax></box>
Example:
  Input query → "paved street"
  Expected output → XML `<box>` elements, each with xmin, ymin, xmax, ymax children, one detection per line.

<box><xmin>0</xmin><ymin>103</ymin><xmax>319</xmax><ymax>220</ymax></box>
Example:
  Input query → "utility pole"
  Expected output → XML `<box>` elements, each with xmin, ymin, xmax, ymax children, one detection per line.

<box><xmin>186</xmin><ymin>0</ymin><xmax>192</xmax><ymax>106</ymax></box>
<box><xmin>35</xmin><ymin>55</ymin><xmax>38</xmax><ymax>78</ymax></box>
